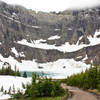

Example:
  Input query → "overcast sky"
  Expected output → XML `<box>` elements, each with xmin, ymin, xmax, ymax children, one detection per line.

<box><xmin>1</xmin><ymin>0</ymin><xmax>100</xmax><ymax>12</ymax></box>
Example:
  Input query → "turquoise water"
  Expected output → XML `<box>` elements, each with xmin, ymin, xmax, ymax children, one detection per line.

<box><xmin>20</xmin><ymin>71</ymin><xmax>59</xmax><ymax>78</ymax></box>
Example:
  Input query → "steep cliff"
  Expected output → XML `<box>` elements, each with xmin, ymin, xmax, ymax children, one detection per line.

<box><xmin>0</xmin><ymin>1</ymin><xmax>100</xmax><ymax>67</ymax></box>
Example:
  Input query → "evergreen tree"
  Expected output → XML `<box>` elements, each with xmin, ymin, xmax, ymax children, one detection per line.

<box><xmin>66</xmin><ymin>65</ymin><xmax>100</xmax><ymax>90</ymax></box>
<box><xmin>23</xmin><ymin>72</ymin><xmax>27</xmax><ymax>78</ymax></box>
<box><xmin>1</xmin><ymin>86</ymin><xmax>4</xmax><ymax>92</ymax></box>
<box><xmin>8</xmin><ymin>86</ymin><xmax>11</xmax><ymax>94</ymax></box>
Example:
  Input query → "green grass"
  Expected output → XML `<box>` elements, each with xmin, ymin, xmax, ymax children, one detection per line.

<box><xmin>9</xmin><ymin>94</ymin><xmax>67</xmax><ymax>100</ymax></box>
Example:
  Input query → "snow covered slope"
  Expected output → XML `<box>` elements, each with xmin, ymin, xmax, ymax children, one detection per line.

<box><xmin>0</xmin><ymin>76</ymin><xmax>31</xmax><ymax>100</ymax></box>
<box><xmin>0</xmin><ymin>53</ymin><xmax>90</xmax><ymax>79</ymax></box>
<box><xmin>17</xmin><ymin>30</ymin><xmax>100</xmax><ymax>52</ymax></box>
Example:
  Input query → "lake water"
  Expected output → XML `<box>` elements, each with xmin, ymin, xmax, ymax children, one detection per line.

<box><xmin>20</xmin><ymin>71</ymin><xmax>62</xmax><ymax>78</ymax></box>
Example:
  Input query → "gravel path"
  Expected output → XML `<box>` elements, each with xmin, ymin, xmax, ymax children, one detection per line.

<box><xmin>61</xmin><ymin>84</ymin><xmax>98</xmax><ymax>100</ymax></box>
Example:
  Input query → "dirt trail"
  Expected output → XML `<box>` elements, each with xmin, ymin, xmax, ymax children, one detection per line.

<box><xmin>62</xmin><ymin>84</ymin><xmax>98</xmax><ymax>100</ymax></box>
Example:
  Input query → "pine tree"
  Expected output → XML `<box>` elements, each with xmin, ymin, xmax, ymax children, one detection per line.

<box><xmin>1</xmin><ymin>86</ymin><xmax>4</xmax><ymax>92</ymax></box>
<box><xmin>12</xmin><ymin>84</ymin><xmax>15</xmax><ymax>94</ymax></box>
<box><xmin>8</xmin><ymin>86</ymin><xmax>11</xmax><ymax>94</ymax></box>
<box><xmin>23</xmin><ymin>72</ymin><xmax>27</xmax><ymax>78</ymax></box>
<box><xmin>16</xmin><ymin>69</ymin><xmax>20</xmax><ymax>76</ymax></box>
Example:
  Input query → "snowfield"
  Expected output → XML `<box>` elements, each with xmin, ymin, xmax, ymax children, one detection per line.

<box><xmin>0</xmin><ymin>57</ymin><xmax>90</xmax><ymax>99</ymax></box>
<box><xmin>0</xmin><ymin>76</ymin><xmax>31</xmax><ymax>100</ymax></box>
<box><xmin>17</xmin><ymin>30</ymin><xmax>100</xmax><ymax>52</ymax></box>
<box><xmin>0</xmin><ymin>92</ymin><xmax>11</xmax><ymax>100</ymax></box>
<box><xmin>0</xmin><ymin>53</ymin><xmax>90</xmax><ymax>79</ymax></box>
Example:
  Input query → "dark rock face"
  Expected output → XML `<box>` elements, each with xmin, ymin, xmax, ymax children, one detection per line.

<box><xmin>0</xmin><ymin>1</ymin><xmax>100</xmax><ymax>65</ymax></box>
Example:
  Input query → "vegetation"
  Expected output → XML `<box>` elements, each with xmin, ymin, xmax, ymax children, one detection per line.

<box><xmin>23</xmin><ymin>72</ymin><xmax>27</xmax><ymax>78</ymax></box>
<box><xmin>0</xmin><ymin>65</ymin><xmax>20</xmax><ymax>76</ymax></box>
<box><xmin>66</xmin><ymin>65</ymin><xmax>100</xmax><ymax>90</ymax></box>
<box><xmin>11</xmin><ymin>73</ymin><xmax>66</xmax><ymax>100</ymax></box>
<box><xmin>9</xmin><ymin>95</ymin><xmax>66</xmax><ymax>100</ymax></box>
<box><xmin>25</xmin><ymin>73</ymin><xmax>65</xmax><ymax>98</ymax></box>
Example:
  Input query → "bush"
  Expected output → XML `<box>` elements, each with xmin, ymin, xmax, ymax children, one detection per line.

<box><xmin>24</xmin><ymin>73</ymin><xmax>65</xmax><ymax>98</ymax></box>
<box><xmin>97</xmin><ymin>84</ymin><xmax>100</xmax><ymax>91</ymax></box>
<box><xmin>13</xmin><ymin>91</ymin><xmax>23</xmax><ymax>99</ymax></box>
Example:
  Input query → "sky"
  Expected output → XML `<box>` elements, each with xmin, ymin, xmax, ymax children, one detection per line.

<box><xmin>1</xmin><ymin>0</ymin><xmax>100</xmax><ymax>12</ymax></box>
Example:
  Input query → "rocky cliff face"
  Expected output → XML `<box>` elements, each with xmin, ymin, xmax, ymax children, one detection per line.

<box><xmin>0</xmin><ymin>1</ymin><xmax>100</xmax><ymax>66</ymax></box>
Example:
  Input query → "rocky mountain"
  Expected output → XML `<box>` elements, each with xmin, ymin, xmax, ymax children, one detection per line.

<box><xmin>0</xmin><ymin>1</ymin><xmax>100</xmax><ymax>71</ymax></box>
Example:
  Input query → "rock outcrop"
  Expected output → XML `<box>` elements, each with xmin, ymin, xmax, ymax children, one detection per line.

<box><xmin>0</xmin><ymin>1</ymin><xmax>100</xmax><ymax>65</ymax></box>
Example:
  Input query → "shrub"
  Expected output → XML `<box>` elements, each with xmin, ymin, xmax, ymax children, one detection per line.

<box><xmin>13</xmin><ymin>91</ymin><xmax>23</xmax><ymax>99</ymax></box>
<box><xmin>24</xmin><ymin>73</ymin><xmax>65</xmax><ymax>98</ymax></box>
<box><xmin>97</xmin><ymin>84</ymin><xmax>100</xmax><ymax>91</ymax></box>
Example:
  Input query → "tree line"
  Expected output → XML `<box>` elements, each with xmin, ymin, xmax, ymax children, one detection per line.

<box><xmin>0</xmin><ymin>65</ymin><xmax>20</xmax><ymax>76</ymax></box>
<box><xmin>0</xmin><ymin>64</ymin><xmax>27</xmax><ymax>78</ymax></box>
<box><xmin>66</xmin><ymin>65</ymin><xmax>100</xmax><ymax>91</ymax></box>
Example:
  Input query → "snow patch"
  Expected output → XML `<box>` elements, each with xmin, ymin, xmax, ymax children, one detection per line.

<box><xmin>11</xmin><ymin>47</ymin><xmax>19</xmax><ymax>57</ymax></box>
<box><xmin>68</xmin><ymin>28</ymin><xmax>72</xmax><ymax>30</ymax></box>
<box><xmin>17</xmin><ymin>30</ymin><xmax>100</xmax><ymax>53</ymax></box>
<box><xmin>19</xmin><ymin>52</ymin><xmax>25</xmax><ymax>57</ymax></box>
<box><xmin>48</xmin><ymin>35</ymin><xmax>60</xmax><ymax>40</ymax></box>
<box><xmin>94</xmin><ymin>30</ymin><xmax>100</xmax><ymax>37</ymax></box>
<box><xmin>0</xmin><ymin>92</ymin><xmax>11</xmax><ymax>100</ymax></box>
<box><xmin>17</xmin><ymin>39</ymin><xmax>86</xmax><ymax>52</ymax></box>
<box><xmin>32</xmin><ymin>26</ymin><xmax>41</xmax><ymax>29</ymax></box>
<box><xmin>0</xmin><ymin>76</ymin><xmax>31</xmax><ymax>99</ymax></box>
<box><xmin>76</xmin><ymin>56</ymin><xmax>83</xmax><ymax>59</ymax></box>
<box><xmin>33</xmin><ymin>39</ymin><xmax>46</xmax><ymax>44</ymax></box>
<box><xmin>88</xmin><ymin>31</ymin><xmax>100</xmax><ymax>46</ymax></box>
<box><xmin>82</xmin><ymin>54</ymin><xmax>88</xmax><ymax>61</ymax></box>
<box><xmin>54</xmin><ymin>29</ymin><xmax>60</xmax><ymax>31</ymax></box>
<box><xmin>11</xmin><ymin>48</ymin><xmax>25</xmax><ymax>57</ymax></box>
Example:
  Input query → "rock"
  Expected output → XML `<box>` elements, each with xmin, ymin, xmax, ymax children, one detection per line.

<box><xmin>0</xmin><ymin>1</ymin><xmax>100</xmax><ymax>65</ymax></box>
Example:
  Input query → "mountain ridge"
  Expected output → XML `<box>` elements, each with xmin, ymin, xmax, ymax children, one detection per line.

<box><xmin>0</xmin><ymin>1</ymin><xmax>100</xmax><ymax>68</ymax></box>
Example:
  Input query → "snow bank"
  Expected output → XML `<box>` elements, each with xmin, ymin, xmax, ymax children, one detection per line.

<box><xmin>17</xmin><ymin>39</ymin><xmax>86</xmax><ymax>52</ymax></box>
<box><xmin>0</xmin><ymin>92</ymin><xmax>11</xmax><ymax>100</ymax></box>
<box><xmin>0</xmin><ymin>76</ymin><xmax>31</xmax><ymax>100</ymax></box>
<box><xmin>17</xmin><ymin>30</ymin><xmax>100</xmax><ymax>52</ymax></box>
<box><xmin>0</xmin><ymin>53</ymin><xmax>90</xmax><ymax>78</ymax></box>
<box><xmin>0</xmin><ymin>76</ymin><xmax>31</xmax><ymax>92</ymax></box>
